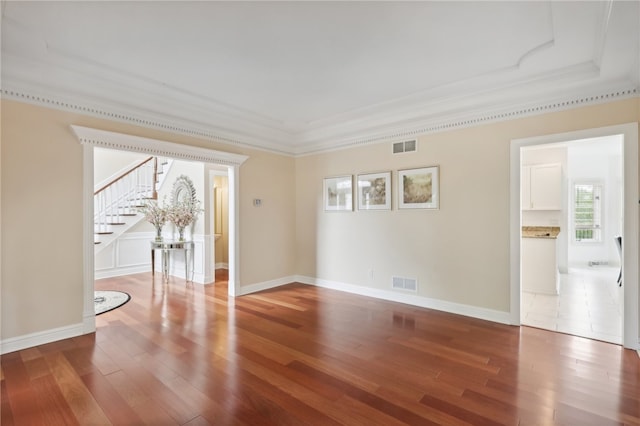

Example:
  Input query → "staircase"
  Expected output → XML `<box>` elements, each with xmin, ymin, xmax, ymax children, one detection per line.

<box><xmin>94</xmin><ymin>156</ymin><xmax>172</xmax><ymax>252</ymax></box>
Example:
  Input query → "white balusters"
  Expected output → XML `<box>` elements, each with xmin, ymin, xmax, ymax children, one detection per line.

<box><xmin>94</xmin><ymin>156</ymin><xmax>161</xmax><ymax>243</ymax></box>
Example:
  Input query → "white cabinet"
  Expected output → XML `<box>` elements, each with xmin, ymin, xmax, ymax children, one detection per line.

<box><xmin>522</xmin><ymin>237</ymin><xmax>559</xmax><ymax>294</ymax></box>
<box><xmin>522</xmin><ymin>163</ymin><xmax>562</xmax><ymax>210</ymax></box>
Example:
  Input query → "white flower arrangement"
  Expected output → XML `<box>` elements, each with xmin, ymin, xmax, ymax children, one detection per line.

<box><xmin>167</xmin><ymin>199</ymin><xmax>202</xmax><ymax>230</ymax></box>
<box><xmin>141</xmin><ymin>174</ymin><xmax>203</xmax><ymax>241</ymax></box>
<box><xmin>139</xmin><ymin>200</ymin><xmax>168</xmax><ymax>228</ymax></box>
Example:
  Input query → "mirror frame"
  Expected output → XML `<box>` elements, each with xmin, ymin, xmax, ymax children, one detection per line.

<box><xmin>171</xmin><ymin>175</ymin><xmax>197</xmax><ymax>206</ymax></box>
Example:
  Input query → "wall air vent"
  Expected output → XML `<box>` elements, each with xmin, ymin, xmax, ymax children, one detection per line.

<box><xmin>392</xmin><ymin>276</ymin><xmax>418</xmax><ymax>292</ymax></box>
<box><xmin>392</xmin><ymin>139</ymin><xmax>417</xmax><ymax>154</ymax></box>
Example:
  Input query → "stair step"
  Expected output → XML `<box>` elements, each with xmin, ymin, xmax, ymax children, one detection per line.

<box><xmin>106</xmin><ymin>213</ymin><xmax>137</xmax><ymax>217</ymax></box>
<box><xmin>94</xmin><ymin>241</ymin><xmax>101</xmax><ymax>245</ymax></box>
<box><xmin>95</xmin><ymin>231</ymin><xmax>114</xmax><ymax>235</ymax></box>
<box><xmin>101</xmin><ymin>222</ymin><xmax>126</xmax><ymax>226</ymax></box>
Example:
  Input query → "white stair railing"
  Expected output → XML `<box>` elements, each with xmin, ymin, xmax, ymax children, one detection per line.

<box><xmin>94</xmin><ymin>157</ymin><xmax>166</xmax><ymax>238</ymax></box>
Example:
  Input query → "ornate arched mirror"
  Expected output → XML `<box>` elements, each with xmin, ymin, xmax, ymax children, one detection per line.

<box><xmin>171</xmin><ymin>175</ymin><xmax>197</xmax><ymax>206</ymax></box>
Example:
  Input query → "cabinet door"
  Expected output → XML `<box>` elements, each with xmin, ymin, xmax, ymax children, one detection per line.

<box><xmin>521</xmin><ymin>166</ymin><xmax>532</xmax><ymax>209</ymax></box>
<box><xmin>530</xmin><ymin>163</ymin><xmax>561</xmax><ymax>210</ymax></box>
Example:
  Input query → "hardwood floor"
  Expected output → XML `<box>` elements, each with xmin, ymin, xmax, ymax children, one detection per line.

<box><xmin>2</xmin><ymin>271</ymin><xmax>639</xmax><ymax>425</ymax></box>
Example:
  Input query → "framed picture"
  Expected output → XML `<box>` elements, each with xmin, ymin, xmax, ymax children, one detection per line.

<box><xmin>398</xmin><ymin>166</ymin><xmax>439</xmax><ymax>209</ymax></box>
<box><xmin>323</xmin><ymin>175</ymin><xmax>353</xmax><ymax>211</ymax></box>
<box><xmin>357</xmin><ymin>172</ymin><xmax>391</xmax><ymax>210</ymax></box>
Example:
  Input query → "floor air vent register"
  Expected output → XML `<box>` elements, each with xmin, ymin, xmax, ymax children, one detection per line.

<box><xmin>392</xmin><ymin>276</ymin><xmax>418</xmax><ymax>292</ymax></box>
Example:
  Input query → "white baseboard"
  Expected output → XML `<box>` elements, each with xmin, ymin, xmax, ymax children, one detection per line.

<box><xmin>294</xmin><ymin>275</ymin><xmax>512</xmax><ymax>325</ymax></box>
<box><xmin>95</xmin><ymin>264</ymin><xmax>150</xmax><ymax>280</ymax></box>
<box><xmin>83</xmin><ymin>314</ymin><xmax>96</xmax><ymax>334</ymax></box>
<box><xmin>1</xmin><ymin>322</ymin><xmax>89</xmax><ymax>355</ymax></box>
<box><xmin>215</xmin><ymin>263</ymin><xmax>229</xmax><ymax>270</ymax></box>
<box><xmin>239</xmin><ymin>276</ymin><xmax>297</xmax><ymax>296</ymax></box>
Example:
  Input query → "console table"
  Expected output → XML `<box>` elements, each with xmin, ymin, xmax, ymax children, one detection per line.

<box><xmin>150</xmin><ymin>240</ymin><xmax>194</xmax><ymax>282</ymax></box>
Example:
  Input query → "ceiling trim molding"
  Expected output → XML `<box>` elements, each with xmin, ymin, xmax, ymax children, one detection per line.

<box><xmin>295</xmin><ymin>86</ymin><xmax>639</xmax><ymax>156</ymax></box>
<box><xmin>1</xmin><ymin>86</ymin><xmax>295</xmax><ymax>156</ymax></box>
<box><xmin>3</xmin><ymin>85</ymin><xmax>638</xmax><ymax>157</ymax></box>
<box><xmin>71</xmin><ymin>125</ymin><xmax>249</xmax><ymax>167</ymax></box>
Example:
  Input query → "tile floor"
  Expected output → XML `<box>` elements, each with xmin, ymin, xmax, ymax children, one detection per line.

<box><xmin>521</xmin><ymin>266</ymin><xmax>622</xmax><ymax>344</ymax></box>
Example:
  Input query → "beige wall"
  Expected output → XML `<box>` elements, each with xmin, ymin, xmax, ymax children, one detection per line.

<box><xmin>1</xmin><ymin>96</ymin><xmax>638</xmax><ymax>345</ymax></box>
<box><xmin>295</xmin><ymin>98</ymin><xmax>640</xmax><ymax>313</ymax></box>
<box><xmin>2</xmin><ymin>101</ymin><xmax>85</xmax><ymax>336</ymax></box>
<box><xmin>1</xmin><ymin>100</ymin><xmax>297</xmax><ymax>340</ymax></box>
<box><xmin>239</xmin><ymin>152</ymin><xmax>296</xmax><ymax>284</ymax></box>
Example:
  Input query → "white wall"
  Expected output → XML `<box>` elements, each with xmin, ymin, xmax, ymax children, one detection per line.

<box><xmin>94</xmin><ymin>147</ymin><xmax>148</xmax><ymax>187</ymax></box>
<box><xmin>567</xmin><ymin>136</ymin><xmax>623</xmax><ymax>266</ymax></box>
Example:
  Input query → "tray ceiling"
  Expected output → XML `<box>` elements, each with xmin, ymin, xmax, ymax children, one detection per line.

<box><xmin>1</xmin><ymin>1</ymin><xmax>638</xmax><ymax>155</ymax></box>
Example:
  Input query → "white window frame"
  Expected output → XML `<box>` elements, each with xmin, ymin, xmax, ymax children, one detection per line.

<box><xmin>572</xmin><ymin>181</ymin><xmax>603</xmax><ymax>244</ymax></box>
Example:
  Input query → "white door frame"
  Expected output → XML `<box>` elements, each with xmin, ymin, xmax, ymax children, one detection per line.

<box><xmin>74</xmin><ymin>125</ymin><xmax>248</xmax><ymax>333</ymax></box>
<box><xmin>510</xmin><ymin>122</ymin><xmax>639</xmax><ymax>350</ymax></box>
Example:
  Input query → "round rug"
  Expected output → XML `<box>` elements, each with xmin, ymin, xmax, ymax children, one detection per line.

<box><xmin>94</xmin><ymin>290</ymin><xmax>130</xmax><ymax>315</ymax></box>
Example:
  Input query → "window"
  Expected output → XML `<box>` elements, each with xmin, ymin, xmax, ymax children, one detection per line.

<box><xmin>573</xmin><ymin>183</ymin><xmax>602</xmax><ymax>242</ymax></box>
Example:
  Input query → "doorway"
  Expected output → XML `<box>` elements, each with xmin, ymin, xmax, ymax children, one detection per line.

<box><xmin>76</xmin><ymin>125</ymin><xmax>248</xmax><ymax>334</ymax></box>
<box><xmin>210</xmin><ymin>169</ymin><xmax>229</xmax><ymax>284</ymax></box>
<box><xmin>509</xmin><ymin>123</ymin><xmax>639</xmax><ymax>350</ymax></box>
<box><xmin>519</xmin><ymin>136</ymin><xmax>623</xmax><ymax>343</ymax></box>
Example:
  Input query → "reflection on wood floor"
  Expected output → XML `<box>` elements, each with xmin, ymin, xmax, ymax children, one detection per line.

<box><xmin>2</xmin><ymin>270</ymin><xmax>639</xmax><ymax>425</ymax></box>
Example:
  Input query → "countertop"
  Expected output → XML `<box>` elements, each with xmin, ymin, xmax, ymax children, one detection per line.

<box><xmin>522</xmin><ymin>226</ymin><xmax>561</xmax><ymax>239</ymax></box>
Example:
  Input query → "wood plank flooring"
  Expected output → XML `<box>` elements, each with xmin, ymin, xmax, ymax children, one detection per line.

<box><xmin>2</xmin><ymin>271</ymin><xmax>639</xmax><ymax>425</ymax></box>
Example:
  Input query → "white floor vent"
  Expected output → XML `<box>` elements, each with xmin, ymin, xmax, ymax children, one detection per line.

<box><xmin>392</xmin><ymin>139</ymin><xmax>417</xmax><ymax>154</ymax></box>
<box><xmin>392</xmin><ymin>276</ymin><xmax>418</xmax><ymax>292</ymax></box>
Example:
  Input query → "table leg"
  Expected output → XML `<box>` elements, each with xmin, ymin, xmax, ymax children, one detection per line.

<box><xmin>185</xmin><ymin>247</ymin><xmax>191</xmax><ymax>282</ymax></box>
<box><xmin>162</xmin><ymin>249</ymin><xmax>170</xmax><ymax>281</ymax></box>
<box><xmin>151</xmin><ymin>249</ymin><xmax>155</xmax><ymax>276</ymax></box>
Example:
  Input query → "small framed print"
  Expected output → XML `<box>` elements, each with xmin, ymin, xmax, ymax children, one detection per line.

<box><xmin>357</xmin><ymin>172</ymin><xmax>391</xmax><ymax>210</ymax></box>
<box><xmin>323</xmin><ymin>175</ymin><xmax>353</xmax><ymax>211</ymax></box>
<box><xmin>398</xmin><ymin>166</ymin><xmax>439</xmax><ymax>209</ymax></box>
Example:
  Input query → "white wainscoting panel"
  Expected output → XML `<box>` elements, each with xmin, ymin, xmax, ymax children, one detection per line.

<box><xmin>94</xmin><ymin>244</ymin><xmax>116</xmax><ymax>270</ymax></box>
<box><xmin>95</xmin><ymin>232</ymin><xmax>212</xmax><ymax>284</ymax></box>
<box><xmin>118</xmin><ymin>234</ymin><xmax>153</xmax><ymax>267</ymax></box>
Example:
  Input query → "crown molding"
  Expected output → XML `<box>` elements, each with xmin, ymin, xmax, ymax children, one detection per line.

<box><xmin>2</xmin><ymin>83</ymin><xmax>638</xmax><ymax>158</ymax></box>
<box><xmin>0</xmin><ymin>82</ymin><xmax>296</xmax><ymax>157</ymax></box>
<box><xmin>294</xmin><ymin>85</ymin><xmax>639</xmax><ymax>156</ymax></box>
